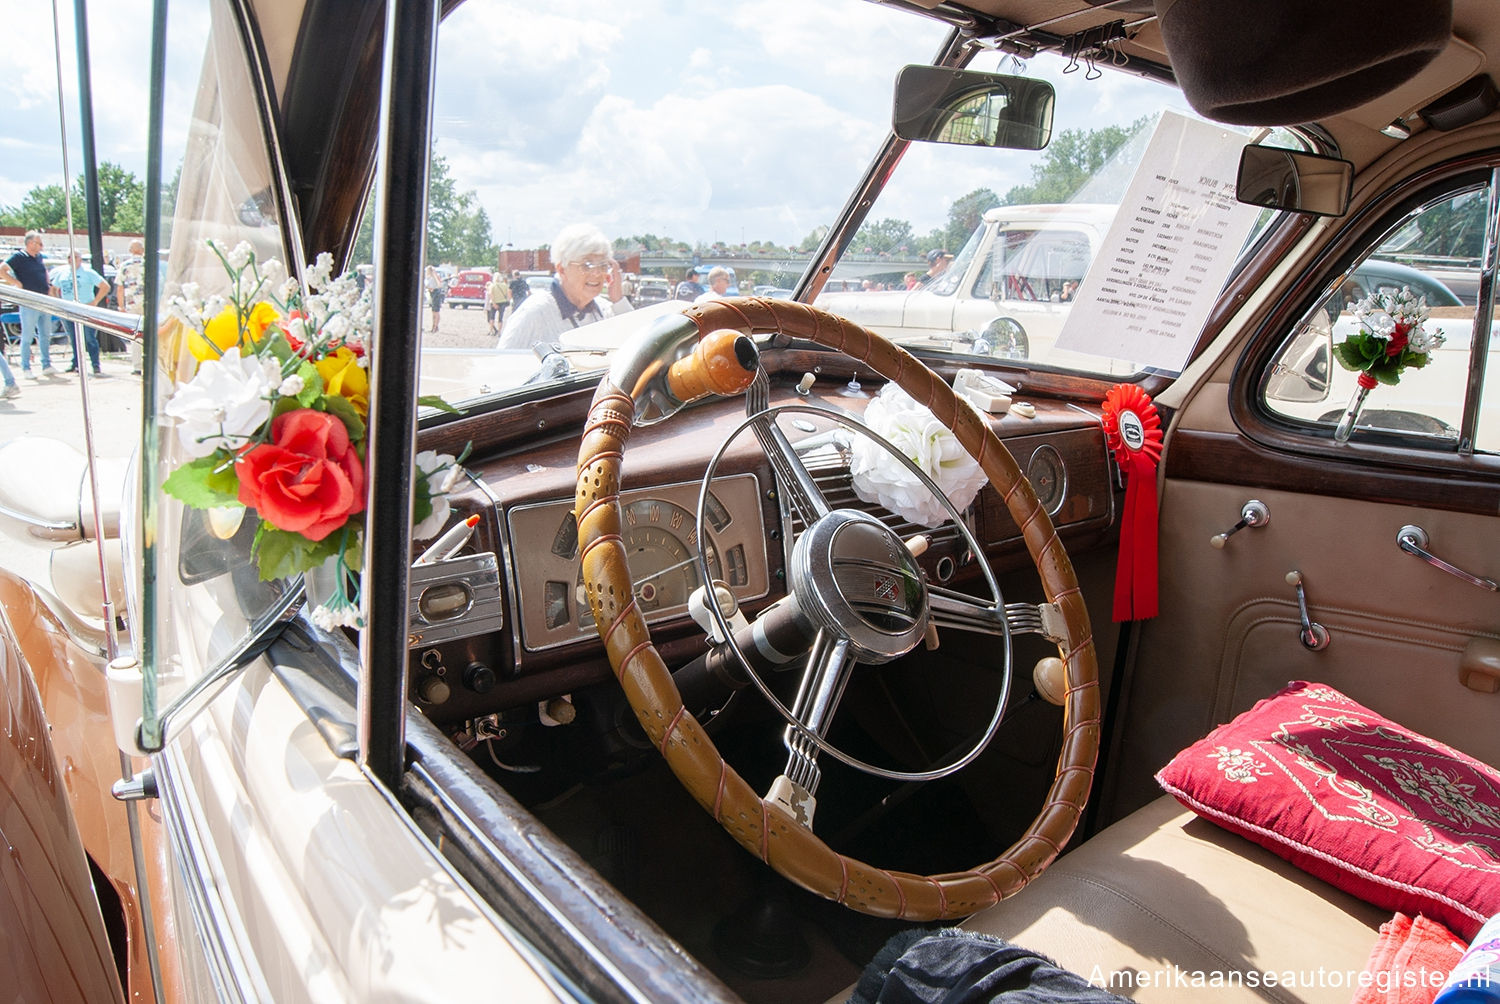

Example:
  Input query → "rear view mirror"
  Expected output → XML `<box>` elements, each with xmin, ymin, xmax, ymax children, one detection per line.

<box><xmin>1237</xmin><ymin>145</ymin><xmax>1353</xmax><ymax>217</ymax></box>
<box><xmin>893</xmin><ymin>66</ymin><xmax>1054</xmax><ymax>150</ymax></box>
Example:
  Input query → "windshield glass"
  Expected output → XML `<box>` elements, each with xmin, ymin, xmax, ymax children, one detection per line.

<box><xmin>403</xmin><ymin>8</ymin><xmax>1292</xmax><ymax>404</ymax></box>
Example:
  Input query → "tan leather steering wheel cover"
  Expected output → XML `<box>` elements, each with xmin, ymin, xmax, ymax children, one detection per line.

<box><xmin>576</xmin><ymin>298</ymin><xmax>1100</xmax><ymax>920</ymax></box>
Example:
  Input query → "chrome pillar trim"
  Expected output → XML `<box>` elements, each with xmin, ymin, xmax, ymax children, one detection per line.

<box><xmin>1458</xmin><ymin>166</ymin><xmax>1500</xmax><ymax>453</ymax></box>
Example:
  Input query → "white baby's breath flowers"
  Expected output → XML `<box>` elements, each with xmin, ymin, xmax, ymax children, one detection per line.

<box><xmin>306</xmin><ymin>252</ymin><xmax>335</xmax><ymax>290</ymax></box>
<box><xmin>311</xmin><ymin>603</ymin><xmax>362</xmax><ymax>632</ymax></box>
<box><xmin>163</xmin><ymin>347</ymin><xmax>281</xmax><ymax>458</ymax></box>
<box><xmin>277</xmin><ymin>373</ymin><xmax>306</xmax><ymax>397</ymax></box>
<box><xmin>224</xmin><ymin>240</ymin><xmax>254</xmax><ymax>271</ymax></box>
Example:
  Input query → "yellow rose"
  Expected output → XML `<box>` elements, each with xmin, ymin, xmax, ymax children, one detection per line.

<box><xmin>315</xmin><ymin>346</ymin><xmax>369</xmax><ymax>417</ymax></box>
<box><xmin>190</xmin><ymin>301</ymin><xmax>282</xmax><ymax>361</ymax></box>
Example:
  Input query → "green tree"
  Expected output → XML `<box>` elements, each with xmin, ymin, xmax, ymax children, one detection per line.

<box><xmin>0</xmin><ymin>161</ymin><xmax>145</xmax><ymax>232</ymax></box>
<box><xmin>425</xmin><ymin>154</ymin><xmax>495</xmax><ymax>265</ymax></box>
<box><xmin>348</xmin><ymin>155</ymin><xmax>495</xmax><ymax>266</ymax></box>
<box><xmin>1003</xmin><ymin>117</ymin><xmax>1149</xmax><ymax>206</ymax></box>
<box><xmin>941</xmin><ymin>188</ymin><xmax>1001</xmax><ymax>253</ymax></box>
<box><xmin>852</xmin><ymin>217</ymin><xmax>914</xmax><ymax>255</ymax></box>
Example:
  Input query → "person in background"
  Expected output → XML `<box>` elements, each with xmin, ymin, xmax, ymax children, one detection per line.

<box><xmin>904</xmin><ymin>272</ymin><xmax>921</xmax><ymax>290</ymax></box>
<box><xmin>0</xmin><ymin>231</ymin><xmax>61</xmax><ymax>379</ymax></box>
<box><xmin>424</xmin><ymin>265</ymin><xmax>446</xmax><ymax>333</ymax></box>
<box><xmin>117</xmin><ymin>238</ymin><xmax>148</xmax><ymax>374</ymax></box>
<box><xmin>919</xmin><ymin>248</ymin><xmax>953</xmax><ymax>286</ymax></box>
<box><xmin>694</xmin><ymin>266</ymin><xmax>733</xmax><ymax>303</ymax></box>
<box><xmin>674</xmin><ymin>266</ymin><xmax>704</xmax><ymax>301</ymax></box>
<box><xmin>49</xmin><ymin>249</ymin><xmax>109</xmax><ymax>376</ymax></box>
<box><xmin>0</xmin><ymin>351</ymin><xmax>16</xmax><ymax>399</ymax></box>
<box><xmin>508</xmin><ymin>269</ymin><xmax>530</xmax><ymax>310</ymax></box>
<box><xmin>484</xmin><ymin>271</ymin><xmax>511</xmax><ymax>337</ymax></box>
<box><xmin>499</xmin><ymin>224</ymin><xmax>632</xmax><ymax>352</ymax></box>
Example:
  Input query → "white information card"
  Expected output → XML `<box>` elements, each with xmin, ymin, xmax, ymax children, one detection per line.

<box><xmin>1055</xmin><ymin>111</ymin><xmax>1260</xmax><ymax>375</ymax></box>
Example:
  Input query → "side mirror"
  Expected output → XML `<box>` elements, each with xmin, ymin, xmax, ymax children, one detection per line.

<box><xmin>1237</xmin><ymin>145</ymin><xmax>1353</xmax><ymax>217</ymax></box>
<box><xmin>893</xmin><ymin>66</ymin><xmax>1054</xmax><ymax>151</ymax></box>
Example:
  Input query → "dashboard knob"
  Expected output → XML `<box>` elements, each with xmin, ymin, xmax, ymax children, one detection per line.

<box><xmin>543</xmin><ymin>697</ymin><xmax>577</xmax><ymax>726</ymax></box>
<box><xmin>418</xmin><ymin>675</ymin><xmax>451</xmax><ymax>705</ymax></box>
<box><xmin>464</xmin><ymin>661</ymin><xmax>496</xmax><ymax>695</ymax></box>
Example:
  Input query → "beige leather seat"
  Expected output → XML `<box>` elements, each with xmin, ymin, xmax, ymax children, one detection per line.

<box><xmin>960</xmin><ymin>796</ymin><xmax>1387</xmax><ymax>1003</ymax></box>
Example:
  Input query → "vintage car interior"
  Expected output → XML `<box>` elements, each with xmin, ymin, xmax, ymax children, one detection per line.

<box><xmin>4</xmin><ymin>0</ymin><xmax>1500</xmax><ymax>1001</ymax></box>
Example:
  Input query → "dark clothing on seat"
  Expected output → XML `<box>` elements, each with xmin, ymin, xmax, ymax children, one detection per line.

<box><xmin>851</xmin><ymin>929</ymin><xmax>1134</xmax><ymax>1004</ymax></box>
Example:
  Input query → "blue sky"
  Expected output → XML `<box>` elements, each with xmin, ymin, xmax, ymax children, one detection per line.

<box><xmin>4</xmin><ymin>1</ymin><xmax>1188</xmax><ymax>252</ymax></box>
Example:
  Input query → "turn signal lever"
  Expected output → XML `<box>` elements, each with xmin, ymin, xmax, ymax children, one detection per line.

<box><xmin>673</xmin><ymin>595</ymin><xmax>814</xmax><ymax>718</ymax></box>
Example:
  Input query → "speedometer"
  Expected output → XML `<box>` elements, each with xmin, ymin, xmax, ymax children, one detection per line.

<box><xmin>506</xmin><ymin>473</ymin><xmax>769</xmax><ymax>651</ymax></box>
<box><xmin>577</xmin><ymin>499</ymin><xmax>721</xmax><ymax>625</ymax></box>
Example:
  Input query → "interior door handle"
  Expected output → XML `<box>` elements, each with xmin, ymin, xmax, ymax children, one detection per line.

<box><xmin>1397</xmin><ymin>525</ymin><xmax>1498</xmax><ymax>591</ymax></box>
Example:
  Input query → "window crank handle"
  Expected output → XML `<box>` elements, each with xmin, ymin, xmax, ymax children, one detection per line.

<box><xmin>1396</xmin><ymin>525</ymin><xmax>1498</xmax><ymax>591</ymax></box>
<box><xmin>1285</xmin><ymin>570</ymin><xmax>1330</xmax><ymax>651</ymax></box>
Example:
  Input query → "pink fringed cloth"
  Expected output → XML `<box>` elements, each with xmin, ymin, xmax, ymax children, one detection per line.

<box><xmin>1350</xmin><ymin>913</ymin><xmax>1465</xmax><ymax>1004</ymax></box>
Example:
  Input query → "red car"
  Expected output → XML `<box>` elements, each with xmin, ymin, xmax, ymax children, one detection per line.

<box><xmin>445</xmin><ymin>268</ymin><xmax>492</xmax><ymax>308</ymax></box>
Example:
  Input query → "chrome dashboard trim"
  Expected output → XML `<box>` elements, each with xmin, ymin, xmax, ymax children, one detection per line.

<box><xmin>504</xmin><ymin>473</ymin><xmax>769</xmax><ymax>653</ymax></box>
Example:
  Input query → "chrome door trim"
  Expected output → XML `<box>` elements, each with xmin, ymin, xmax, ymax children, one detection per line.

<box><xmin>155</xmin><ymin>746</ymin><xmax>268</xmax><ymax>1004</ymax></box>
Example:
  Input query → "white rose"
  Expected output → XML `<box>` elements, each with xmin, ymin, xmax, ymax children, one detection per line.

<box><xmin>849</xmin><ymin>384</ymin><xmax>987</xmax><ymax>528</ymax></box>
<box><xmin>413</xmin><ymin>450</ymin><xmax>460</xmax><ymax>540</ymax></box>
<box><xmin>163</xmin><ymin>347</ymin><xmax>279</xmax><ymax>458</ymax></box>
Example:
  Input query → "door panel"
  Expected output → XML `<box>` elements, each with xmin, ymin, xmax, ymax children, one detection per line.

<box><xmin>1105</xmin><ymin>477</ymin><xmax>1500</xmax><ymax>819</ymax></box>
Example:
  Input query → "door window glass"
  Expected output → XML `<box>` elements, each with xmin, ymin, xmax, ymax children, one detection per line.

<box><xmin>1261</xmin><ymin>184</ymin><xmax>1488</xmax><ymax>447</ymax></box>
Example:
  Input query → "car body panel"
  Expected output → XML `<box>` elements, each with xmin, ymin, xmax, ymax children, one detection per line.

<box><xmin>0</xmin><ymin>580</ymin><xmax>125</xmax><ymax>1004</ymax></box>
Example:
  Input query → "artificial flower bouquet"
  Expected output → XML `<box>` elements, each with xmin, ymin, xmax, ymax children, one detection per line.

<box><xmin>1330</xmin><ymin>284</ymin><xmax>1443</xmax><ymax>442</ymax></box>
<box><xmin>162</xmin><ymin>240</ymin><xmax>463</xmax><ymax>627</ymax></box>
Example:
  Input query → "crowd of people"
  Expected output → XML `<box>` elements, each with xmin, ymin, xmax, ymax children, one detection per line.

<box><xmin>0</xmin><ymin>231</ymin><xmax>150</xmax><ymax>400</ymax></box>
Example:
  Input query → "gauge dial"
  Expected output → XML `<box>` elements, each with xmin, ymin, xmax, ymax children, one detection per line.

<box><xmin>1026</xmin><ymin>445</ymin><xmax>1067</xmax><ymax>516</ymax></box>
<box><xmin>578</xmin><ymin>499</ymin><xmax>721</xmax><ymax>625</ymax></box>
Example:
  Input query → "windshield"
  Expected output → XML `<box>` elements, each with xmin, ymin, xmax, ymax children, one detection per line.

<box><xmin>401</xmin><ymin>8</ymin><xmax>1292</xmax><ymax>405</ymax></box>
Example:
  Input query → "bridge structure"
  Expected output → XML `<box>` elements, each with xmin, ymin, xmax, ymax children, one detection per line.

<box><xmin>634</xmin><ymin>252</ymin><xmax>928</xmax><ymax>281</ymax></box>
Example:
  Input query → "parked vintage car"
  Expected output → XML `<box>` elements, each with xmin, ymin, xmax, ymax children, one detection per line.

<box><xmin>443</xmin><ymin>267</ymin><xmax>492</xmax><ymax>309</ymax></box>
<box><xmin>816</xmin><ymin>203</ymin><xmax>1117</xmax><ymax>362</ymax></box>
<box><xmin>4</xmin><ymin>1</ymin><xmax>1500</xmax><ymax>1002</ymax></box>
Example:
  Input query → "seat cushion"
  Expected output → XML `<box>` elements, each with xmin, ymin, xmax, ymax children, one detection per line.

<box><xmin>1155</xmin><ymin>680</ymin><xmax>1500</xmax><ymax>940</ymax></box>
<box><xmin>961</xmin><ymin>796</ymin><xmax>1387</xmax><ymax>1002</ymax></box>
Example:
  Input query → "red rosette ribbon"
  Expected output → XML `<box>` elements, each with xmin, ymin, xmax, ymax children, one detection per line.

<box><xmin>1101</xmin><ymin>384</ymin><xmax>1163</xmax><ymax>622</ymax></box>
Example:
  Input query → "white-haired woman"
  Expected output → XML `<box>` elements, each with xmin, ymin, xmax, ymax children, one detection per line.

<box><xmin>498</xmin><ymin>224</ymin><xmax>632</xmax><ymax>352</ymax></box>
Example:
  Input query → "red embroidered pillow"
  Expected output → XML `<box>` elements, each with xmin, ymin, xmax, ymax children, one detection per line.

<box><xmin>1155</xmin><ymin>681</ymin><xmax>1500</xmax><ymax>939</ymax></box>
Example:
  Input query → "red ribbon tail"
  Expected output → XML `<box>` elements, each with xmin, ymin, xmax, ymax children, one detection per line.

<box><xmin>1113</xmin><ymin>452</ymin><xmax>1159</xmax><ymax>622</ymax></box>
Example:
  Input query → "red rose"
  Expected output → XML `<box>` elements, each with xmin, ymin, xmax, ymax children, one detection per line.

<box><xmin>235</xmin><ymin>409</ymin><xmax>365</xmax><ymax>541</ymax></box>
<box><xmin>1386</xmin><ymin>323</ymin><xmax>1410</xmax><ymax>357</ymax></box>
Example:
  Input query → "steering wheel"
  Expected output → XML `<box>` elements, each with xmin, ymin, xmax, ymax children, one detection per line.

<box><xmin>576</xmin><ymin>299</ymin><xmax>1099</xmax><ymax>921</ymax></box>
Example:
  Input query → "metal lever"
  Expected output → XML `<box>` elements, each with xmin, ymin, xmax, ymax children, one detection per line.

<box><xmin>1210</xmin><ymin>500</ymin><xmax>1270</xmax><ymax>549</ymax></box>
<box><xmin>1284</xmin><ymin>570</ymin><xmax>1329</xmax><ymax>650</ymax></box>
<box><xmin>1397</xmin><ymin>525</ymin><xmax>1498</xmax><ymax>591</ymax></box>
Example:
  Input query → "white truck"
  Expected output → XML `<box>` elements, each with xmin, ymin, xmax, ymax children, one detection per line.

<box><xmin>815</xmin><ymin>203</ymin><xmax>1118</xmax><ymax>364</ymax></box>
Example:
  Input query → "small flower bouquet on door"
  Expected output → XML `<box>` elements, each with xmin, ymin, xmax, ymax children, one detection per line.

<box><xmin>161</xmin><ymin>240</ymin><xmax>462</xmax><ymax>627</ymax></box>
<box><xmin>1331</xmin><ymin>284</ymin><xmax>1443</xmax><ymax>442</ymax></box>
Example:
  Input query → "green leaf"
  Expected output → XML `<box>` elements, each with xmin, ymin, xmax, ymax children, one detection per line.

<box><xmin>251</xmin><ymin>522</ymin><xmax>350</xmax><ymax>582</ymax></box>
<box><xmin>417</xmin><ymin>395</ymin><xmax>465</xmax><ymax>415</ymax></box>
<box><xmin>322</xmin><ymin>392</ymin><xmax>366</xmax><ymax>441</ymax></box>
<box><xmin>295</xmin><ymin>361</ymin><xmax>324</xmax><ymax>407</ymax></box>
<box><xmin>163</xmin><ymin>452</ymin><xmax>242</xmax><ymax>509</ymax></box>
<box><xmin>1333</xmin><ymin>340</ymin><xmax>1369</xmax><ymax>373</ymax></box>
